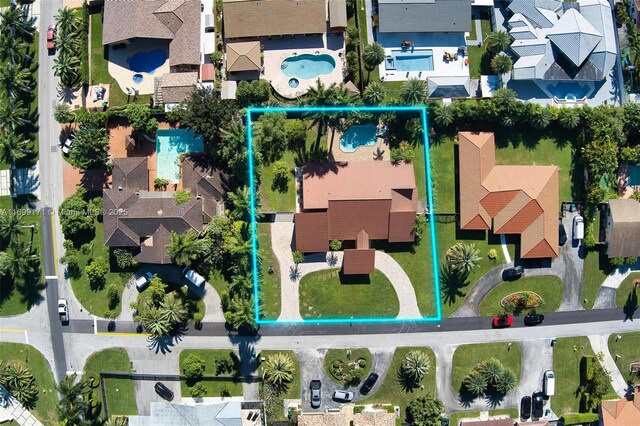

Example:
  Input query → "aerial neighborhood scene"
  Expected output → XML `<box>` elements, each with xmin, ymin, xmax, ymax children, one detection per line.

<box><xmin>2</xmin><ymin>0</ymin><xmax>640</xmax><ymax>424</ymax></box>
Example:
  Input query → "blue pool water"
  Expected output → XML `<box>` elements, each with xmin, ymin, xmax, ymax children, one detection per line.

<box><xmin>546</xmin><ymin>82</ymin><xmax>591</xmax><ymax>100</ymax></box>
<box><xmin>128</xmin><ymin>49</ymin><xmax>167</xmax><ymax>73</ymax></box>
<box><xmin>156</xmin><ymin>129</ymin><xmax>204</xmax><ymax>182</ymax></box>
<box><xmin>629</xmin><ymin>166</ymin><xmax>640</xmax><ymax>185</ymax></box>
<box><xmin>389</xmin><ymin>49</ymin><xmax>434</xmax><ymax>71</ymax></box>
<box><xmin>340</xmin><ymin>124</ymin><xmax>377</xmax><ymax>153</ymax></box>
<box><xmin>281</xmin><ymin>54</ymin><xmax>336</xmax><ymax>80</ymax></box>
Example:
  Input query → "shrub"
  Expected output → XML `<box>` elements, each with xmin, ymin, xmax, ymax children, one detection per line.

<box><xmin>85</xmin><ymin>258</ymin><xmax>108</xmax><ymax>286</ymax></box>
<box><xmin>113</xmin><ymin>248</ymin><xmax>136</xmax><ymax>269</ymax></box>
<box><xmin>611</xmin><ymin>257</ymin><xmax>626</xmax><ymax>267</ymax></box>
<box><xmin>358</xmin><ymin>359</ymin><xmax>366</xmax><ymax>368</ymax></box>
<box><xmin>106</xmin><ymin>284</ymin><xmax>118</xmax><ymax>302</ymax></box>
<box><xmin>154</xmin><ymin>178</ymin><xmax>170</xmax><ymax>190</ymax></box>
<box><xmin>391</xmin><ymin>141</ymin><xmax>414</xmax><ymax>163</ymax></box>
<box><xmin>190</xmin><ymin>382</ymin><xmax>207</xmax><ymax>398</ymax></box>
<box><xmin>406</xmin><ymin>395</ymin><xmax>444</xmax><ymax>426</ymax></box>
<box><xmin>271</xmin><ymin>161</ymin><xmax>290</xmax><ymax>193</ymax></box>
<box><xmin>414</xmin><ymin>215</ymin><xmax>427</xmax><ymax>243</ymax></box>
<box><xmin>329</xmin><ymin>239</ymin><xmax>342</xmax><ymax>251</ymax></box>
<box><xmin>215</xmin><ymin>358</ymin><xmax>234</xmax><ymax>375</ymax></box>
<box><xmin>193</xmin><ymin>312</ymin><xmax>204</xmax><ymax>324</ymax></box>
<box><xmin>174</xmin><ymin>189</ymin><xmax>192</xmax><ymax>206</ymax></box>
<box><xmin>183</xmin><ymin>355</ymin><xmax>206</xmax><ymax>381</ymax></box>
<box><xmin>624</xmin><ymin>257</ymin><xmax>638</xmax><ymax>266</ymax></box>
<box><xmin>487</xmin><ymin>249</ymin><xmax>497</xmax><ymax>261</ymax></box>
<box><xmin>332</xmin><ymin>360</ymin><xmax>341</xmax><ymax>369</ymax></box>
<box><xmin>560</xmin><ymin>413</ymin><xmax>599</xmax><ymax>425</ymax></box>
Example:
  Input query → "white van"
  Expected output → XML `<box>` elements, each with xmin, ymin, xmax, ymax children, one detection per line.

<box><xmin>573</xmin><ymin>215</ymin><xmax>584</xmax><ymax>241</ymax></box>
<box><xmin>543</xmin><ymin>370</ymin><xmax>555</xmax><ymax>396</ymax></box>
<box><xmin>182</xmin><ymin>268</ymin><xmax>205</xmax><ymax>289</ymax></box>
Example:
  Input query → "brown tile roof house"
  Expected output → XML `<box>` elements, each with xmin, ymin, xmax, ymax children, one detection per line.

<box><xmin>458</xmin><ymin>132</ymin><xmax>559</xmax><ymax>259</ymax></box>
<box><xmin>104</xmin><ymin>156</ymin><xmax>225</xmax><ymax>264</ymax></box>
<box><xmin>102</xmin><ymin>0</ymin><xmax>201</xmax><ymax>67</ymax></box>
<box><xmin>460</xmin><ymin>419</ymin><xmax>513</xmax><ymax>426</ymax></box>
<box><xmin>606</xmin><ymin>199</ymin><xmax>640</xmax><ymax>258</ymax></box>
<box><xmin>226</xmin><ymin>41</ymin><xmax>261</xmax><ymax>72</ymax></box>
<box><xmin>295</xmin><ymin>161</ymin><xmax>418</xmax><ymax>275</ymax></box>
<box><xmin>153</xmin><ymin>72</ymin><xmax>198</xmax><ymax>105</ymax></box>
<box><xmin>298</xmin><ymin>404</ymin><xmax>396</xmax><ymax>426</ymax></box>
<box><xmin>222</xmin><ymin>0</ymin><xmax>327</xmax><ymax>39</ymax></box>
<box><xmin>600</xmin><ymin>388</ymin><xmax>640</xmax><ymax>426</ymax></box>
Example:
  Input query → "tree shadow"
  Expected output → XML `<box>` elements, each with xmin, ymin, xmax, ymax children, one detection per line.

<box><xmin>440</xmin><ymin>264</ymin><xmax>469</xmax><ymax>306</ymax></box>
<box><xmin>484</xmin><ymin>389</ymin><xmax>507</xmax><ymax>408</ymax></box>
<box><xmin>289</xmin><ymin>266</ymin><xmax>301</xmax><ymax>281</ymax></box>
<box><xmin>146</xmin><ymin>324</ymin><xmax>187</xmax><ymax>355</ymax></box>
<box><xmin>457</xmin><ymin>386</ymin><xmax>478</xmax><ymax>408</ymax></box>
<box><xmin>395</xmin><ymin>368</ymin><xmax>420</xmax><ymax>393</ymax></box>
<box><xmin>623</xmin><ymin>287</ymin><xmax>638</xmax><ymax>321</ymax></box>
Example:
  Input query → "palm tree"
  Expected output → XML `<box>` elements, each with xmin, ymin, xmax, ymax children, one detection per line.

<box><xmin>433</xmin><ymin>105</ymin><xmax>454</xmax><ymax>127</ymax></box>
<box><xmin>55</xmin><ymin>30</ymin><xmax>79</xmax><ymax>56</ymax></box>
<box><xmin>142</xmin><ymin>307</ymin><xmax>172</xmax><ymax>337</ymax></box>
<box><xmin>495</xmin><ymin>368</ymin><xmax>517</xmax><ymax>393</ymax></box>
<box><xmin>303</xmin><ymin>79</ymin><xmax>338</xmax><ymax>151</ymax></box>
<box><xmin>479</xmin><ymin>358</ymin><xmax>504</xmax><ymax>385</ymax></box>
<box><xmin>362</xmin><ymin>43</ymin><xmax>385</xmax><ymax>80</ymax></box>
<box><xmin>53</xmin><ymin>103</ymin><xmax>75</xmax><ymax>124</ymax></box>
<box><xmin>463</xmin><ymin>371</ymin><xmax>487</xmax><ymax>395</ymax></box>
<box><xmin>230</xmin><ymin>273</ymin><xmax>252</xmax><ymax>298</ymax></box>
<box><xmin>55</xmin><ymin>7</ymin><xmax>78</xmax><ymax>34</ymax></box>
<box><xmin>0</xmin><ymin>211</ymin><xmax>23</xmax><ymax>243</ymax></box>
<box><xmin>0</xmin><ymin>99</ymin><xmax>29</xmax><ymax>130</ymax></box>
<box><xmin>0</xmin><ymin>131</ymin><xmax>33</xmax><ymax>164</ymax></box>
<box><xmin>558</xmin><ymin>108</ymin><xmax>581</xmax><ymax>129</ymax></box>
<box><xmin>56</xmin><ymin>373</ymin><xmax>90</xmax><ymax>426</ymax></box>
<box><xmin>491</xmin><ymin>87</ymin><xmax>518</xmax><ymax>112</ymax></box>
<box><xmin>6</xmin><ymin>242</ymin><xmax>37</xmax><ymax>279</ymax></box>
<box><xmin>0</xmin><ymin>33</ymin><xmax>28</xmax><ymax>66</ymax></box>
<box><xmin>363</xmin><ymin>81</ymin><xmax>385</xmax><ymax>105</ymax></box>
<box><xmin>53</xmin><ymin>53</ymin><xmax>80</xmax><ymax>86</ymax></box>
<box><xmin>530</xmin><ymin>106</ymin><xmax>551</xmax><ymax>129</ymax></box>
<box><xmin>0</xmin><ymin>64</ymin><xmax>31</xmax><ymax>98</ymax></box>
<box><xmin>224</xmin><ymin>295</ymin><xmax>257</xmax><ymax>331</ymax></box>
<box><xmin>401</xmin><ymin>350</ymin><xmax>431</xmax><ymax>384</ymax></box>
<box><xmin>104</xmin><ymin>416</ymin><xmax>129</xmax><ymax>426</ymax></box>
<box><xmin>0</xmin><ymin>5</ymin><xmax>35</xmax><ymax>42</ymax></box>
<box><xmin>159</xmin><ymin>293</ymin><xmax>188</xmax><ymax>325</ymax></box>
<box><xmin>165</xmin><ymin>230</ymin><xmax>209</xmax><ymax>267</ymax></box>
<box><xmin>292</xmin><ymin>250</ymin><xmax>304</xmax><ymax>266</ymax></box>
<box><xmin>263</xmin><ymin>353</ymin><xmax>295</xmax><ymax>388</ymax></box>
<box><xmin>486</xmin><ymin>30</ymin><xmax>511</xmax><ymax>54</ymax></box>
<box><xmin>446</xmin><ymin>243</ymin><xmax>481</xmax><ymax>275</ymax></box>
<box><xmin>400</xmin><ymin>78</ymin><xmax>426</xmax><ymax>105</ymax></box>
<box><xmin>490</xmin><ymin>53</ymin><xmax>513</xmax><ymax>76</ymax></box>
<box><xmin>227</xmin><ymin>186</ymin><xmax>252</xmax><ymax>221</ymax></box>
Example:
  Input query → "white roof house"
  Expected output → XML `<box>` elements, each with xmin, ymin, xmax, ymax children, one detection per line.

<box><xmin>507</xmin><ymin>0</ymin><xmax>617</xmax><ymax>82</ymax></box>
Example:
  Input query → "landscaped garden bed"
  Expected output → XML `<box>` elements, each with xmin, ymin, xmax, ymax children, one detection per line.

<box><xmin>83</xmin><ymin>348</ymin><xmax>137</xmax><ymax>417</ymax></box>
<box><xmin>179</xmin><ymin>349</ymin><xmax>243</xmax><ymax>398</ymax></box>
<box><xmin>323</xmin><ymin>349</ymin><xmax>372</xmax><ymax>386</ymax></box>
<box><xmin>479</xmin><ymin>276</ymin><xmax>563</xmax><ymax>316</ymax></box>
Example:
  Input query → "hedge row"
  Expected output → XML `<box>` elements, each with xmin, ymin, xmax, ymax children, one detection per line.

<box><xmin>560</xmin><ymin>412</ymin><xmax>599</xmax><ymax>425</ymax></box>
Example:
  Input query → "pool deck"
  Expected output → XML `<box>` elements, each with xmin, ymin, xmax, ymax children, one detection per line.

<box><xmin>328</xmin><ymin>126</ymin><xmax>389</xmax><ymax>162</ymax></box>
<box><xmin>107</xmin><ymin>38</ymin><xmax>170</xmax><ymax>95</ymax></box>
<box><xmin>377</xmin><ymin>32</ymin><xmax>470</xmax><ymax>82</ymax></box>
<box><xmin>261</xmin><ymin>32</ymin><xmax>344</xmax><ymax>99</ymax></box>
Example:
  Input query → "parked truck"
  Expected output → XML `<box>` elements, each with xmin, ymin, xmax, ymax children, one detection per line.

<box><xmin>58</xmin><ymin>298</ymin><xmax>69</xmax><ymax>324</ymax></box>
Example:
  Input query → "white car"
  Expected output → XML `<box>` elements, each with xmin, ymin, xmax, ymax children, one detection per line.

<box><xmin>135</xmin><ymin>272</ymin><xmax>154</xmax><ymax>292</ymax></box>
<box><xmin>573</xmin><ymin>215</ymin><xmax>584</xmax><ymax>241</ymax></box>
<box><xmin>62</xmin><ymin>134</ymin><xmax>74</xmax><ymax>155</ymax></box>
<box><xmin>182</xmin><ymin>268</ymin><xmax>205</xmax><ymax>289</ymax></box>
<box><xmin>332</xmin><ymin>390</ymin><xmax>354</xmax><ymax>402</ymax></box>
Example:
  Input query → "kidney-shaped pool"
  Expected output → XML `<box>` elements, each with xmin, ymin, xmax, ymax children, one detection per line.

<box><xmin>280</xmin><ymin>54</ymin><xmax>336</xmax><ymax>80</ymax></box>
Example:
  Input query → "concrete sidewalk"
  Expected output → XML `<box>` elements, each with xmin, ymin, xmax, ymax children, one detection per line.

<box><xmin>587</xmin><ymin>334</ymin><xmax>628</xmax><ymax>397</ymax></box>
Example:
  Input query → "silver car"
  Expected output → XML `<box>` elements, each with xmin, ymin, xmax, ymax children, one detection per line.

<box><xmin>332</xmin><ymin>390</ymin><xmax>354</xmax><ymax>402</ymax></box>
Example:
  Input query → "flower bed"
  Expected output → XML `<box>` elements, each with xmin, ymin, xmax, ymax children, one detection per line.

<box><xmin>500</xmin><ymin>291</ymin><xmax>544</xmax><ymax>310</ymax></box>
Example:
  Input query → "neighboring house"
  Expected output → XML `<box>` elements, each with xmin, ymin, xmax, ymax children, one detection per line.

<box><xmin>153</xmin><ymin>71</ymin><xmax>199</xmax><ymax>111</ymax></box>
<box><xmin>628</xmin><ymin>0</ymin><xmax>640</xmax><ymax>31</ymax></box>
<box><xmin>605</xmin><ymin>199</ymin><xmax>640</xmax><ymax>258</ymax></box>
<box><xmin>507</xmin><ymin>0</ymin><xmax>617</xmax><ymax>86</ymax></box>
<box><xmin>600</xmin><ymin>388</ymin><xmax>640</xmax><ymax>426</ymax></box>
<box><xmin>458</xmin><ymin>132</ymin><xmax>559</xmax><ymax>259</ymax></box>
<box><xmin>298</xmin><ymin>404</ymin><xmax>397</xmax><ymax>425</ymax></box>
<box><xmin>460</xmin><ymin>419</ymin><xmax>514</xmax><ymax>426</ymax></box>
<box><xmin>377</xmin><ymin>0</ymin><xmax>471</xmax><ymax>34</ymax></box>
<box><xmin>103</xmin><ymin>156</ymin><xmax>225</xmax><ymax>264</ymax></box>
<box><xmin>128</xmin><ymin>401</ymin><xmax>246</xmax><ymax>426</ymax></box>
<box><xmin>294</xmin><ymin>161</ymin><xmax>418</xmax><ymax>275</ymax></box>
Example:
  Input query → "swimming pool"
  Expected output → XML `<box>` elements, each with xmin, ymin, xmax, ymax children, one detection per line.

<box><xmin>388</xmin><ymin>49</ymin><xmax>434</xmax><ymax>72</ymax></box>
<box><xmin>156</xmin><ymin>129</ymin><xmax>204</xmax><ymax>182</ymax></box>
<box><xmin>128</xmin><ymin>49</ymin><xmax>167</xmax><ymax>74</ymax></box>
<box><xmin>281</xmin><ymin>54</ymin><xmax>336</xmax><ymax>80</ymax></box>
<box><xmin>546</xmin><ymin>82</ymin><xmax>591</xmax><ymax>100</ymax></box>
<box><xmin>629</xmin><ymin>165</ymin><xmax>640</xmax><ymax>186</ymax></box>
<box><xmin>340</xmin><ymin>124</ymin><xmax>377</xmax><ymax>153</ymax></box>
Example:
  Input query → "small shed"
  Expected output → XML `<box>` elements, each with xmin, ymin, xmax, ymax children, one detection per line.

<box><xmin>200</xmin><ymin>63</ymin><xmax>215</xmax><ymax>82</ymax></box>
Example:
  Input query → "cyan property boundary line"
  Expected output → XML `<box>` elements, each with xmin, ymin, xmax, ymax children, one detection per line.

<box><xmin>245</xmin><ymin>105</ymin><xmax>442</xmax><ymax>324</ymax></box>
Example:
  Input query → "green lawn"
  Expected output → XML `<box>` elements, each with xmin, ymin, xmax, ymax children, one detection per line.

<box><xmin>0</xmin><ymin>0</ymin><xmax>11</xmax><ymax>7</ymax></box>
<box><xmin>83</xmin><ymin>348</ymin><xmax>137</xmax><ymax>417</ymax></box>
<box><xmin>89</xmin><ymin>12</ymin><xmax>150</xmax><ymax>108</ymax></box>
<box><xmin>413</xmin><ymin>138</ymin><xmax>427</xmax><ymax>202</ymax></box>
<box><xmin>429</xmin><ymin>139</ymin><xmax>456</xmax><ymax>214</ymax></box>
<box><xmin>551</xmin><ymin>336</ymin><xmax>599</xmax><ymax>415</ymax></box>
<box><xmin>258</xmin><ymin>223</ymin><xmax>281</xmax><ymax>320</ymax></box>
<box><xmin>383</xmin><ymin>81</ymin><xmax>403</xmax><ymax>103</ymax></box>
<box><xmin>582</xmin><ymin>246</ymin><xmax>616</xmax><ymax>309</ymax></box>
<box><xmin>179</xmin><ymin>349</ymin><xmax>243</xmax><ymax>397</ymax></box>
<box><xmin>608</xmin><ymin>332</ymin><xmax>640</xmax><ymax>384</ymax></box>
<box><xmin>299</xmin><ymin>269</ymin><xmax>399</xmax><ymax>318</ymax></box>
<box><xmin>0</xmin><ymin>196</ymin><xmax>46</xmax><ymax>317</ymax></box>
<box><xmin>0</xmin><ymin>343</ymin><xmax>57</xmax><ymax>425</ymax></box>
<box><xmin>451</xmin><ymin>343</ymin><xmax>522</xmax><ymax>393</ymax></box>
<box><xmin>323</xmin><ymin>348</ymin><xmax>372</xmax><ymax>386</ymax></box>
<box><xmin>478</xmin><ymin>275</ymin><xmax>564</xmax><ymax>316</ymax></box>
<box><xmin>615</xmin><ymin>272</ymin><xmax>639</xmax><ymax>309</ymax></box>
<box><xmin>258</xmin><ymin>350</ymin><xmax>301</xmax><ymax>421</ymax></box>
<box><xmin>360</xmin><ymin>347</ymin><xmax>436</xmax><ymax>423</ymax></box>
<box><xmin>449</xmin><ymin>409</ymin><xmax>519</xmax><ymax>426</ymax></box>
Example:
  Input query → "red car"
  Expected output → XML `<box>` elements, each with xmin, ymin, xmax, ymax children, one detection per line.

<box><xmin>492</xmin><ymin>315</ymin><xmax>513</xmax><ymax>328</ymax></box>
<box><xmin>46</xmin><ymin>25</ymin><xmax>56</xmax><ymax>50</ymax></box>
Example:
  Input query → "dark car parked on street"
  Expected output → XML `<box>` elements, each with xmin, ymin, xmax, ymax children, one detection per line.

<box><xmin>154</xmin><ymin>382</ymin><xmax>174</xmax><ymax>401</ymax></box>
<box><xmin>502</xmin><ymin>265</ymin><xmax>524</xmax><ymax>281</ymax></box>
<box><xmin>521</xmin><ymin>396</ymin><xmax>531</xmax><ymax>419</ymax></box>
<box><xmin>359</xmin><ymin>372</ymin><xmax>379</xmax><ymax>395</ymax></box>
<box><xmin>524</xmin><ymin>313</ymin><xmax>545</xmax><ymax>326</ymax></box>
<box><xmin>559</xmin><ymin>222</ymin><xmax>567</xmax><ymax>246</ymax></box>
<box><xmin>532</xmin><ymin>391</ymin><xmax>544</xmax><ymax>418</ymax></box>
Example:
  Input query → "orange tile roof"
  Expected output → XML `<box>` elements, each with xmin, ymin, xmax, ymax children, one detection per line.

<box><xmin>343</xmin><ymin>249</ymin><xmax>376</xmax><ymax>274</ymax></box>
<box><xmin>294</xmin><ymin>212</ymin><xmax>329</xmax><ymax>252</ymax></box>
<box><xmin>601</xmin><ymin>389</ymin><xmax>640</xmax><ymax>426</ymax></box>
<box><xmin>458</xmin><ymin>132</ymin><xmax>559</xmax><ymax>259</ymax></box>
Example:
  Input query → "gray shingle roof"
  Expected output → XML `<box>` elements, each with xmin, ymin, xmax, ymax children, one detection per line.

<box><xmin>427</xmin><ymin>76</ymin><xmax>470</xmax><ymax>98</ymax></box>
<box><xmin>546</xmin><ymin>8</ymin><xmax>602</xmax><ymax>66</ymax></box>
<box><xmin>128</xmin><ymin>402</ymin><xmax>243</xmax><ymax>426</ymax></box>
<box><xmin>607</xmin><ymin>199</ymin><xmax>640</xmax><ymax>258</ymax></box>
<box><xmin>378</xmin><ymin>0</ymin><xmax>471</xmax><ymax>33</ymax></box>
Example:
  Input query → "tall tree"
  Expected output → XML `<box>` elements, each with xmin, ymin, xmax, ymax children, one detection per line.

<box><xmin>263</xmin><ymin>353</ymin><xmax>295</xmax><ymax>388</ymax></box>
<box><xmin>401</xmin><ymin>350</ymin><xmax>431</xmax><ymax>385</ymax></box>
<box><xmin>433</xmin><ymin>105</ymin><xmax>454</xmax><ymax>128</ymax></box>
<box><xmin>224</xmin><ymin>295</ymin><xmax>258</xmax><ymax>331</ymax></box>
<box><xmin>69</xmin><ymin>125</ymin><xmax>108</xmax><ymax>169</ymax></box>
<box><xmin>0</xmin><ymin>131</ymin><xmax>32</xmax><ymax>165</ymax></box>
<box><xmin>54</xmin><ymin>7</ymin><xmax>78</xmax><ymax>34</ymax></box>
<box><xmin>362</xmin><ymin>43</ymin><xmax>385</xmax><ymax>80</ymax></box>
<box><xmin>53</xmin><ymin>53</ymin><xmax>80</xmax><ymax>86</ymax></box>
<box><xmin>405</xmin><ymin>395</ymin><xmax>444</xmax><ymax>426</ymax></box>
<box><xmin>490</xmin><ymin>53</ymin><xmax>513</xmax><ymax>75</ymax></box>
<box><xmin>400</xmin><ymin>78</ymin><xmax>426</xmax><ymax>105</ymax></box>
<box><xmin>363</xmin><ymin>81</ymin><xmax>385</xmax><ymax>105</ymax></box>
<box><xmin>159</xmin><ymin>293</ymin><xmax>189</xmax><ymax>325</ymax></box>
<box><xmin>0</xmin><ymin>99</ymin><xmax>29</xmax><ymax>131</ymax></box>
<box><xmin>255</xmin><ymin>112</ymin><xmax>287</xmax><ymax>162</ymax></box>
<box><xmin>56</xmin><ymin>373</ymin><xmax>91</xmax><ymax>426</ymax></box>
<box><xmin>166</xmin><ymin>230</ymin><xmax>209</xmax><ymax>267</ymax></box>
<box><xmin>0</xmin><ymin>211</ymin><xmax>23</xmax><ymax>243</ymax></box>
<box><xmin>0</xmin><ymin>4</ymin><xmax>35</xmax><ymax>43</ymax></box>
<box><xmin>486</xmin><ymin>30</ymin><xmax>511</xmax><ymax>54</ymax></box>
<box><xmin>445</xmin><ymin>243</ymin><xmax>481</xmax><ymax>275</ymax></box>
<box><xmin>0</xmin><ymin>64</ymin><xmax>31</xmax><ymax>98</ymax></box>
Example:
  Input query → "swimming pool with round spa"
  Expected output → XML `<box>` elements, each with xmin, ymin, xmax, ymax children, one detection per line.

<box><xmin>281</xmin><ymin>54</ymin><xmax>336</xmax><ymax>80</ymax></box>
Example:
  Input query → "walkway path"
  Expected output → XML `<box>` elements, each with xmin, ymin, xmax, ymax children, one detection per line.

<box><xmin>0</xmin><ymin>399</ymin><xmax>43</xmax><ymax>426</ymax></box>
<box><xmin>593</xmin><ymin>263</ymin><xmax>639</xmax><ymax>309</ymax></box>
<box><xmin>270</xmin><ymin>222</ymin><xmax>421</xmax><ymax>321</ymax></box>
<box><xmin>500</xmin><ymin>235</ymin><xmax>512</xmax><ymax>264</ymax></box>
<box><xmin>587</xmin><ymin>334</ymin><xmax>628</xmax><ymax>397</ymax></box>
<box><xmin>465</xmin><ymin>19</ymin><xmax>484</xmax><ymax>46</ymax></box>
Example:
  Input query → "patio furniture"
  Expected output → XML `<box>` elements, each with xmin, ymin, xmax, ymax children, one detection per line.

<box><xmin>630</xmin><ymin>363</ymin><xmax>640</xmax><ymax>374</ymax></box>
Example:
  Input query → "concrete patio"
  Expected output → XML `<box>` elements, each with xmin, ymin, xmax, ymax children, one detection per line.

<box><xmin>107</xmin><ymin>38</ymin><xmax>170</xmax><ymax>95</ymax></box>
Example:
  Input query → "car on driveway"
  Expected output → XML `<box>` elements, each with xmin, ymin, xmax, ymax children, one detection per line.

<box><xmin>520</xmin><ymin>396</ymin><xmax>531</xmax><ymax>419</ymax></box>
<box><xmin>573</xmin><ymin>215</ymin><xmax>584</xmax><ymax>241</ymax></box>
<box><xmin>310</xmin><ymin>380</ymin><xmax>321</xmax><ymax>409</ymax></box>
<box><xmin>332</xmin><ymin>390</ymin><xmax>354</xmax><ymax>402</ymax></box>
<box><xmin>135</xmin><ymin>272</ymin><xmax>154</xmax><ymax>292</ymax></box>
<box><xmin>559</xmin><ymin>222</ymin><xmax>567</xmax><ymax>246</ymax></box>
<box><xmin>62</xmin><ymin>132</ymin><xmax>74</xmax><ymax>155</ymax></box>
<box><xmin>154</xmin><ymin>382</ymin><xmax>173</xmax><ymax>401</ymax></box>
<box><xmin>359</xmin><ymin>372</ymin><xmax>379</xmax><ymax>395</ymax></box>
<box><xmin>532</xmin><ymin>391</ymin><xmax>544</xmax><ymax>418</ymax></box>
<box><xmin>46</xmin><ymin>24</ymin><xmax>56</xmax><ymax>50</ymax></box>
<box><xmin>524</xmin><ymin>313</ymin><xmax>544</xmax><ymax>326</ymax></box>
<box><xmin>502</xmin><ymin>266</ymin><xmax>524</xmax><ymax>281</ymax></box>
<box><xmin>492</xmin><ymin>315</ymin><xmax>513</xmax><ymax>328</ymax></box>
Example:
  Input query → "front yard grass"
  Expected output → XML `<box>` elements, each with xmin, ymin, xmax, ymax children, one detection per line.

<box><xmin>478</xmin><ymin>275</ymin><xmax>564</xmax><ymax>316</ymax></box>
<box><xmin>83</xmin><ymin>348</ymin><xmax>137</xmax><ymax>417</ymax></box>
<box><xmin>608</xmin><ymin>332</ymin><xmax>640</xmax><ymax>384</ymax></box>
<box><xmin>0</xmin><ymin>343</ymin><xmax>57</xmax><ymax>425</ymax></box>
<box><xmin>581</xmin><ymin>246</ymin><xmax>616</xmax><ymax>309</ymax></box>
<box><xmin>615</xmin><ymin>272</ymin><xmax>639</xmax><ymax>309</ymax></box>
<box><xmin>179</xmin><ymin>349</ymin><xmax>244</xmax><ymax>397</ymax></box>
<box><xmin>299</xmin><ymin>269</ymin><xmax>400</xmax><ymax>319</ymax></box>
<box><xmin>451</xmin><ymin>342</ymin><xmax>522</xmax><ymax>393</ymax></box>
<box><xmin>258</xmin><ymin>223</ymin><xmax>280</xmax><ymax>320</ymax></box>
<box><xmin>360</xmin><ymin>347</ymin><xmax>436</xmax><ymax>424</ymax></box>
<box><xmin>449</xmin><ymin>409</ymin><xmax>519</xmax><ymax>426</ymax></box>
<box><xmin>323</xmin><ymin>349</ymin><xmax>372</xmax><ymax>386</ymax></box>
<box><xmin>258</xmin><ymin>350</ymin><xmax>300</xmax><ymax>421</ymax></box>
<box><xmin>551</xmin><ymin>336</ymin><xmax>598</xmax><ymax>415</ymax></box>
<box><xmin>0</xmin><ymin>196</ymin><xmax>46</xmax><ymax>317</ymax></box>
